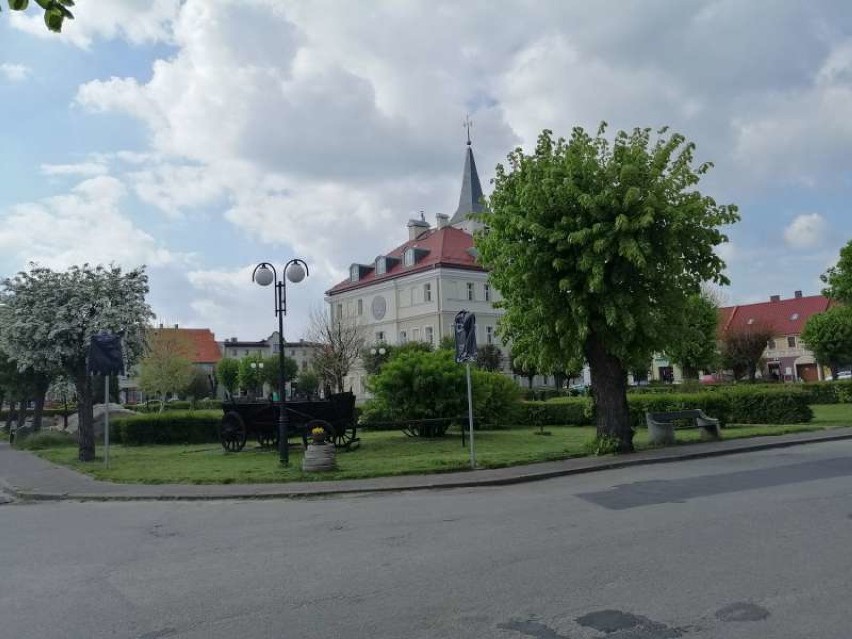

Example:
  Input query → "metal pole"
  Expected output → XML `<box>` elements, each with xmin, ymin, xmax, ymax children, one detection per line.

<box><xmin>104</xmin><ymin>375</ymin><xmax>110</xmax><ymax>468</ymax></box>
<box><xmin>466</xmin><ymin>362</ymin><xmax>475</xmax><ymax>469</ymax></box>
<box><xmin>277</xmin><ymin>279</ymin><xmax>289</xmax><ymax>466</ymax></box>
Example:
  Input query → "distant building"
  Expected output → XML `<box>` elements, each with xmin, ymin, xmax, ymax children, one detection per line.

<box><xmin>719</xmin><ymin>291</ymin><xmax>832</xmax><ymax>382</ymax></box>
<box><xmin>219</xmin><ymin>332</ymin><xmax>320</xmax><ymax>375</ymax></box>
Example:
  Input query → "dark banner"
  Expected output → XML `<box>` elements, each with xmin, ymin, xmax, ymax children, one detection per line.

<box><xmin>88</xmin><ymin>332</ymin><xmax>125</xmax><ymax>375</ymax></box>
<box><xmin>454</xmin><ymin>310</ymin><xmax>478</xmax><ymax>363</ymax></box>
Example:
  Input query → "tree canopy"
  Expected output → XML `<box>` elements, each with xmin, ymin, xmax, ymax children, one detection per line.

<box><xmin>720</xmin><ymin>323</ymin><xmax>774</xmax><ymax>381</ymax></box>
<box><xmin>0</xmin><ymin>264</ymin><xmax>153</xmax><ymax>460</ymax></box>
<box><xmin>664</xmin><ymin>292</ymin><xmax>720</xmax><ymax>379</ymax></box>
<box><xmin>138</xmin><ymin>329</ymin><xmax>195</xmax><ymax>411</ymax></box>
<box><xmin>821</xmin><ymin>239</ymin><xmax>852</xmax><ymax>304</ymax></box>
<box><xmin>801</xmin><ymin>305</ymin><xmax>852</xmax><ymax>378</ymax></box>
<box><xmin>476</xmin><ymin>125</ymin><xmax>738</xmax><ymax>450</ymax></box>
<box><xmin>3</xmin><ymin>0</ymin><xmax>74</xmax><ymax>32</ymax></box>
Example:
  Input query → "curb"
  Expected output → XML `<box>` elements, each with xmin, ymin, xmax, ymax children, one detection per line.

<box><xmin>5</xmin><ymin>428</ymin><xmax>852</xmax><ymax>503</ymax></box>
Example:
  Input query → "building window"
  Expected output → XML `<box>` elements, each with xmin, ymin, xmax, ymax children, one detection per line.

<box><xmin>484</xmin><ymin>283</ymin><xmax>491</xmax><ymax>302</ymax></box>
<box><xmin>486</xmin><ymin>326</ymin><xmax>494</xmax><ymax>345</ymax></box>
<box><xmin>350</xmin><ymin>265</ymin><xmax>359</xmax><ymax>282</ymax></box>
<box><xmin>425</xmin><ymin>326</ymin><xmax>433</xmax><ymax>344</ymax></box>
<box><xmin>290</xmin><ymin>349</ymin><xmax>296</xmax><ymax>356</ymax></box>
<box><xmin>376</xmin><ymin>331</ymin><xmax>385</xmax><ymax>342</ymax></box>
<box><xmin>768</xmin><ymin>339</ymin><xmax>776</xmax><ymax>350</ymax></box>
<box><xmin>412</xmin><ymin>328</ymin><xmax>420</xmax><ymax>341</ymax></box>
<box><xmin>404</xmin><ymin>248</ymin><xmax>415</xmax><ymax>267</ymax></box>
<box><xmin>301</xmin><ymin>360</ymin><xmax>307</xmax><ymax>370</ymax></box>
<box><xmin>399</xmin><ymin>330</ymin><xmax>407</xmax><ymax>343</ymax></box>
<box><xmin>424</xmin><ymin>282</ymin><xmax>432</xmax><ymax>302</ymax></box>
<box><xmin>787</xmin><ymin>336</ymin><xmax>796</xmax><ymax>348</ymax></box>
<box><xmin>336</xmin><ymin>303</ymin><xmax>343</xmax><ymax>319</ymax></box>
<box><xmin>375</xmin><ymin>258</ymin><xmax>386</xmax><ymax>275</ymax></box>
<box><xmin>357</xmin><ymin>299</ymin><xmax>363</xmax><ymax>316</ymax></box>
<box><xmin>467</xmin><ymin>282</ymin><xmax>474</xmax><ymax>301</ymax></box>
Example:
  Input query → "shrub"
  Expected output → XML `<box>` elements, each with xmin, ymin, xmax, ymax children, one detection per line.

<box><xmin>362</xmin><ymin>349</ymin><xmax>521</xmax><ymax>428</ymax></box>
<box><xmin>516</xmin><ymin>400</ymin><xmax>592</xmax><ymax>426</ymax></box>
<box><xmin>14</xmin><ymin>430</ymin><xmax>76</xmax><ymax>450</ymax></box>
<box><xmin>112</xmin><ymin>410</ymin><xmax>221</xmax><ymax>445</ymax></box>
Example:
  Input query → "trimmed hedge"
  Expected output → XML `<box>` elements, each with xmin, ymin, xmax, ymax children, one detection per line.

<box><xmin>112</xmin><ymin>410</ymin><xmax>221</xmax><ymax>445</ymax></box>
<box><xmin>798</xmin><ymin>381</ymin><xmax>852</xmax><ymax>405</ymax></box>
<box><xmin>516</xmin><ymin>399</ymin><xmax>592</xmax><ymax>426</ymax></box>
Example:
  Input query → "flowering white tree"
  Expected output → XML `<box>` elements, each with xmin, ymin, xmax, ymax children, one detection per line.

<box><xmin>0</xmin><ymin>264</ymin><xmax>153</xmax><ymax>461</ymax></box>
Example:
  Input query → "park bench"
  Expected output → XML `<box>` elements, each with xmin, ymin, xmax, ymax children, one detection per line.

<box><xmin>645</xmin><ymin>409</ymin><xmax>720</xmax><ymax>446</ymax></box>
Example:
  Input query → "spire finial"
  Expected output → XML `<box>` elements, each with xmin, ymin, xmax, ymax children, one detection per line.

<box><xmin>463</xmin><ymin>114</ymin><xmax>472</xmax><ymax>146</ymax></box>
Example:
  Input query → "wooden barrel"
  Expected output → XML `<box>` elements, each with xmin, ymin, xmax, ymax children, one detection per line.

<box><xmin>301</xmin><ymin>443</ymin><xmax>337</xmax><ymax>472</ymax></box>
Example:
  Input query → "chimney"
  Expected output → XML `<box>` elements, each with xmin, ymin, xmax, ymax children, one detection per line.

<box><xmin>407</xmin><ymin>218</ymin><xmax>430</xmax><ymax>240</ymax></box>
<box><xmin>436</xmin><ymin>213</ymin><xmax>449</xmax><ymax>229</ymax></box>
<box><xmin>770</xmin><ymin>295</ymin><xmax>780</xmax><ymax>303</ymax></box>
<box><xmin>794</xmin><ymin>290</ymin><xmax>803</xmax><ymax>298</ymax></box>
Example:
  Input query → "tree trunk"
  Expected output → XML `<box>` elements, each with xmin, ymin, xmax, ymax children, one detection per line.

<box><xmin>75</xmin><ymin>370</ymin><xmax>95</xmax><ymax>462</ymax></box>
<box><xmin>31</xmin><ymin>375</ymin><xmax>51</xmax><ymax>431</ymax></box>
<box><xmin>16</xmin><ymin>394</ymin><xmax>29</xmax><ymax>429</ymax></box>
<box><xmin>5</xmin><ymin>400</ymin><xmax>16</xmax><ymax>430</ymax></box>
<box><xmin>586</xmin><ymin>335</ymin><xmax>634</xmax><ymax>453</ymax></box>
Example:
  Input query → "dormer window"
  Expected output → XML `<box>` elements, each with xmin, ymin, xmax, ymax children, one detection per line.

<box><xmin>376</xmin><ymin>257</ymin><xmax>386</xmax><ymax>275</ymax></box>
<box><xmin>350</xmin><ymin>264</ymin><xmax>360</xmax><ymax>282</ymax></box>
<box><xmin>403</xmin><ymin>248</ymin><xmax>415</xmax><ymax>267</ymax></box>
<box><xmin>790</xmin><ymin>313</ymin><xmax>799</xmax><ymax>321</ymax></box>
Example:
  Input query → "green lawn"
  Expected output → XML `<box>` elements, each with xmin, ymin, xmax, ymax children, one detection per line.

<box><xmin>31</xmin><ymin>404</ymin><xmax>852</xmax><ymax>485</ymax></box>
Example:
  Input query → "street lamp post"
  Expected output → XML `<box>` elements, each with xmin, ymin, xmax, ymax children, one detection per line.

<box><xmin>252</xmin><ymin>259</ymin><xmax>309</xmax><ymax>465</ymax></box>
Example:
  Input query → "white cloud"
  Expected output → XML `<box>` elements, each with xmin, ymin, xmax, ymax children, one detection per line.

<box><xmin>0</xmin><ymin>176</ymin><xmax>185</xmax><ymax>270</ymax></box>
<box><xmin>41</xmin><ymin>162</ymin><xmax>108</xmax><ymax>177</ymax></box>
<box><xmin>0</xmin><ymin>63</ymin><xmax>30</xmax><ymax>81</ymax></box>
<box><xmin>784</xmin><ymin>213</ymin><xmax>828</xmax><ymax>250</ymax></box>
<box><xmin>9</xmin><ymin>0</ymin><xmax>180</xmax><ymax>49</ymax></box>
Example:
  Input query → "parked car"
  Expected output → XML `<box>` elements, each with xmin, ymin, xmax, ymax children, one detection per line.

<box><xmin>836</xmin><ymin>370</ymin><xmax>852</xmax><ymax>380</ymax></box>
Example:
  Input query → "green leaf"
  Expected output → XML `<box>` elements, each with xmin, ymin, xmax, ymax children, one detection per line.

<box><xmin>9</xmin><ymin>0</ymin><xmax>29</xmax><ymax>10</ymax></box>
<box><xmin>44</xmin><ymin>6</ymin><xmax>63</xmax><ymax>31</ymax></box>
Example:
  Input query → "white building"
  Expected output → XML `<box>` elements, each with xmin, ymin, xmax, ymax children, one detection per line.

<box><xmin>220</xmin><ymin>332</ymin><xmax>320</xmax><ymax>375</ymax></box>
<box><xmin>325</xmin><ymin>139</ymin><xmax>520</xmax><ymax>396</ymax></box>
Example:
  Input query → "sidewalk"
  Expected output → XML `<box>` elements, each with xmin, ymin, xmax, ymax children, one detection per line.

<box><xmin>2</xmin><ymin>428</ymin><xmax>852</xmax><ymax>502</ymax></box>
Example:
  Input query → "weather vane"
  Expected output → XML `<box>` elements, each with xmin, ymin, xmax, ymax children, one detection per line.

<box><xmin>463</xmin><ymin>114</ymin><xmax>473</xmax><ymax>146</ymax></box>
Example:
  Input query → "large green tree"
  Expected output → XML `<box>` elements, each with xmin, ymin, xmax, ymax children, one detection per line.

<box><xmin>720</xmin><ymin>323</ymin><xmax>774</xmax><ymax>382</ymax></box>
<box><xmin>821</xmin><ymin>239</ymin><xmax>852</xmax><ymax>304</ymax></box>
<box><xmin>801</xmin><ymin>305</ymin><xmax>852</xmax><ymax>379</ymax></box>
<box><xmin>3</xmin><ymin>0</ymin><xmax>74</xmax><ymax>32</ymax></box>
<box><xmin>215</xmin><ymin>358</ymin><xmax>240</xmax><ymax>398</ymax></box>
<box><xmin>0</xmin><ymin>264</ymin><xmax>152</xmax><ymax>461</ymax></box>
<box><xmin>665</xmin><ymin>292</ymin><xmax>720</xmax><ymax>379</ymax></box>
<box><xmin>477</xmin><ymin>125</ymin><xmax>738</xmax><ymax>451</ymax></box>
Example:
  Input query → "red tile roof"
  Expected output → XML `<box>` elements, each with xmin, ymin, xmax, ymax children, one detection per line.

<box><xmin>719</xmin><ymin>294</ymin><xmax>832</xmax><ymax>336</ymax></box>
<box><xmin>153</xmin><ymin>328</ymin><xmax>221</xmax><ymax>364</ymax></box>
<box><xmin>327</xmin><ymin>226</ymin><xmax>485</xmax><ymax>295</ymax></box>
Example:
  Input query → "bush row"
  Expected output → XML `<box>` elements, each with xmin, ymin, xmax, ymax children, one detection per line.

<box><xmin>797</xmin><ymin>381</ymin><xmax>852</xmax><ymax>405</ymax></box>
<box><xmin>111</xmin><ymin>411</ymin><xmax>221</xmax><ymax>445</ymax></box>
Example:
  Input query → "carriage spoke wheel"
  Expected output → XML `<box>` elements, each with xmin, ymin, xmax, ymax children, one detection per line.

<box><xmin>331</xmin><ymin>425</ymin><xmax>357</xmax><ymax>449</ymax></box>
<box><xmin>220</xmin><ymin>411</ymin><xmax>247</xmax><ymax>452</ymax></box>
<box><xmin>256</xmin><ymin>429</ymin><xmax>278</xmax><ymax>449</ymax></box>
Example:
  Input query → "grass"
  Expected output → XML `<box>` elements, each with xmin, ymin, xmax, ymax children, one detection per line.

<box><xmin>29</xmin><ymin>404</ymin><xmax>852</xmax><ymax>485</ymax></box>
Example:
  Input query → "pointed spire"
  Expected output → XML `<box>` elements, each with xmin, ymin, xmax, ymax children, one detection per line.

<box><xmin>450</xmin><ymin>117</ymin><xmax>484</xmax><ymax>226</ymax></box>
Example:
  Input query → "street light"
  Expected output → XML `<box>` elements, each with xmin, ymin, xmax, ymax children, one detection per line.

<box><xmin>252</xmin><ymin>259</ymin><xmax>309</xmax><ymax>465</ymax></box>
<box><xmin>249</xmin><ymin>361</ymin><xmax>264</xmax><ymax>398</ymax></box>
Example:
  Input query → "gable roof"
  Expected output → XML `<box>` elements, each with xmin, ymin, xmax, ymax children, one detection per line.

<box><xmin>327</xmin><ymin>226</ymin><xmax>485</xmax><ymax>295</ymax></box>
<box><xmin>719</xmin><ymin>294</ymin><xmax>832</xmax><ymax>336</ymax></box>
<box><xmin>153</xmin><ymin>328</ymin><xmax>221</xmax><ymax>364</ymax></box>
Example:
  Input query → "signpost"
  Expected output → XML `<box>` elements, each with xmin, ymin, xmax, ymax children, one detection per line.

<box><xmin>454</xmin><ymin>310</ymin><xmax>478</xmax><ymax>469</ymax></box>
<box><xmin>87</xmin><ymin>332</ymin><xmax>124</xmax><ymax>468</ymax></box>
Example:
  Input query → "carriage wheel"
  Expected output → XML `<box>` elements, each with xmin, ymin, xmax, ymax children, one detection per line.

<box><xmin>305</xmin><ymin>419</ymin><xmax>334</xmax><ymax>446</ymax></box>
<box><xmin>256</xmin><ymin>428</ymin><xmax>278</xmax><ymax>449</ymax></box>
<box><xmin>331</xmin><ymin>424</ymin><xmax>358</xmax><ymax>449</ymax></box>
<box><xmin>220</xmin><ymin>411</ymin><xmax>247</xmax><ymax>452</ymax></box>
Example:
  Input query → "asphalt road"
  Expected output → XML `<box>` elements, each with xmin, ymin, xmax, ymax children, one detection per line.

<box><xmin>3</xmin><ymin>441</ymin><xmax>852</xmax><ymax>639</ymax></box>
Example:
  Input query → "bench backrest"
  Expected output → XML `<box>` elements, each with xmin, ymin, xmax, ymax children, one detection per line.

<box><xmin>647</xmin><ymin>410</ymin><xmax>703</xmax><ymax>422</ymax></box>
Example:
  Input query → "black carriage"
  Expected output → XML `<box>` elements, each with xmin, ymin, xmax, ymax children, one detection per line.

<box><xmin>219</xmin><ymin>392</ymin><xmax>358</xmax><ymax>452</ymax></box>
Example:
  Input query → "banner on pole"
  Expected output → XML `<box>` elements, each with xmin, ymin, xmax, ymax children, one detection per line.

<box><xmin>454</xmin><ymin>310</ymin><xmax>477</xmax><ymax>364</ymax></box>
<box><xmin>87</xmin><ymin>332</ymin><xmax>125</xmax><ymax>375</ymax></box>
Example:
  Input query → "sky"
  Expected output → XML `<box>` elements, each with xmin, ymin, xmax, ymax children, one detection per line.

<box><xmin>1</xmin><ymin>0</ymin><xmax>852</xmax><ymax>343</ymax></box>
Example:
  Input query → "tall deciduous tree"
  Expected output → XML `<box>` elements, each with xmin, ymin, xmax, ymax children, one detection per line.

<box><xmin>477</xmin><ymin>126</ymin><xmax>738</xmax><ymax>451</ymax></box>
<box><xmin>720</xmin><ymin>323</ymin><xmax>774</xmax><ymax>382</ymax></box>
<box><xmin>138</xmin><ymin>329</ymin><xmax>195</xmax><ymax>411</ymax></box>
<box><xmin>665</xmin><ymin>292</ymin><xmax>720</xmax><ymax>379</ymax></box>
<box><xmin>0</xmin><ymin>264</ymin><xmax>152</xmax><ymax>461</ymax></box>
<box><xmin>261</xmin><ymin>354</ymin><xmax>298</xmax><ymax>397</ymax></box>
<box><xmin>308</xmin><ymin>308</ymin><xmax>364</xmax><ymax>393</ymax></box>
<box><xmin>800</xmin><ymin>306</ymin><xmax>852</xmax><ymax>379</ymax></box>
<box><xmin>3</xmin><ymin>0</ymin><xmax>74</xmax><ymax>32</ymax></box>
<box><xmin>821</xmin><ymin>239</ymin><xmax>852</xmax><ymax>304</ymax></box>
